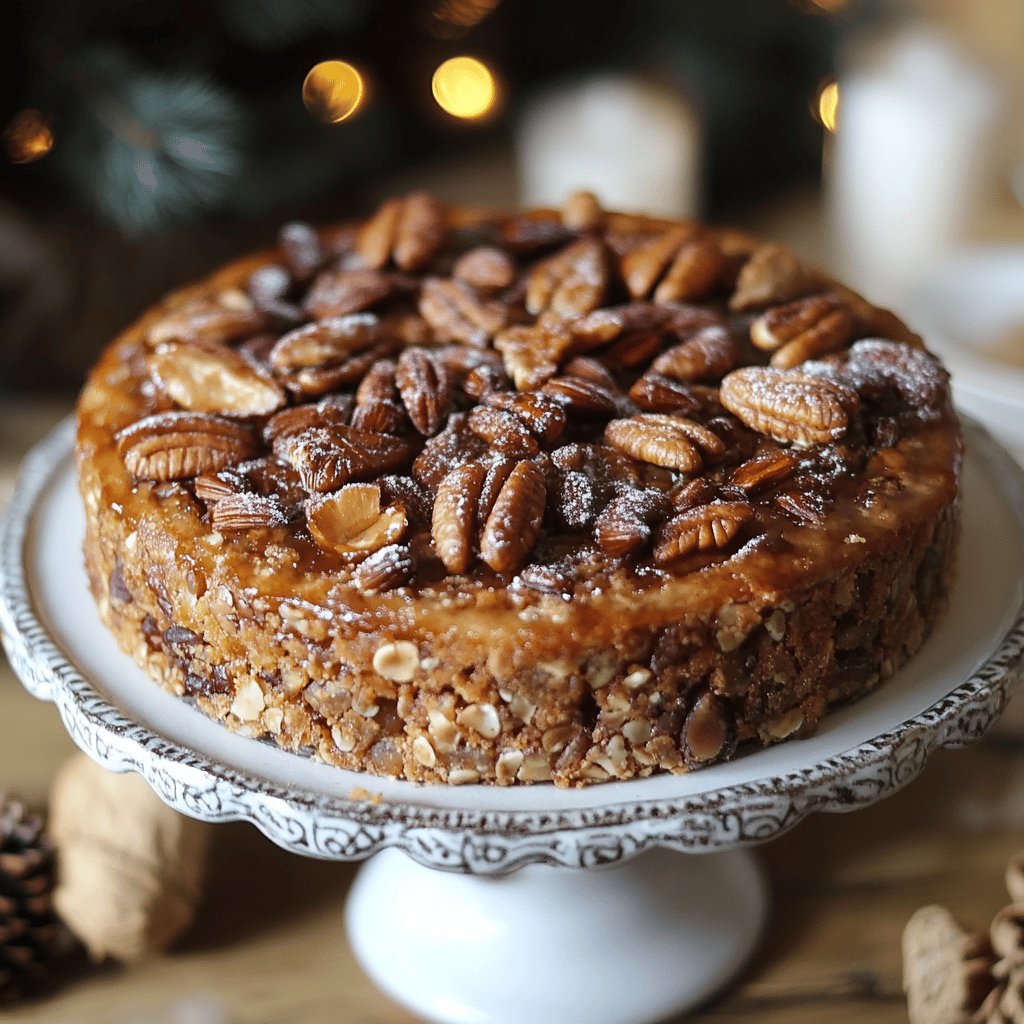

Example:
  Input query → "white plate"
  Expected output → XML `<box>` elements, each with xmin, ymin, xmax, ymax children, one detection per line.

<box><xmin>2</xmin><ymin>419</ymin><xmax>1024</xmax><ymax>872</ymax></box>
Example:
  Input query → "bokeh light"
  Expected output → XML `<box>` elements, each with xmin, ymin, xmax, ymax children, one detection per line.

<box><xmin>816</xmin><ymin>80</ymin><xmax>840</xmax><ymax>133</ymax></box>
<box><xmin>431</xmin><ymin>56</ymin><xmax>497</xmax><ymax>120</ymax></box>
<box><xmin>3</xmin><ymin>109</ymin><xmax>54</xmax><ymax>164</ymax></box>
<box><xmin>428</xmin><ymin>0</ymin><xmax>501</xmax><ymax>40</ymax></box>
<box><xmin>302</xmin><ymin>60</ymin><xmax>366</xmax><ymax>124</ymax></box>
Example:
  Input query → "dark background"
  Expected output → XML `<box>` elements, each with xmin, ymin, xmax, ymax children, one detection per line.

<box><xmin>1</xmin><ymin>0</ymin><xmax>886</xmax><ymax>392</ymax></box>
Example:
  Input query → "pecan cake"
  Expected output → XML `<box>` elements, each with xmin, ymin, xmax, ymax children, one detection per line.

<box><xmin>77</xmin><ymin>192</ymin><xmax>961</xmax><ymax>786</ymax></box>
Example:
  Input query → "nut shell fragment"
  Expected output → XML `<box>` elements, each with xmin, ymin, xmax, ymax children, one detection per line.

<box><xmin>149</xmin><ymin>342</ymin><xmax>286</xmax><ymax>417</ymax></box>
<box><xmin>306</xmin><ymin>483</ymin><xmax>407</xmax><ymax>555</ymax></box>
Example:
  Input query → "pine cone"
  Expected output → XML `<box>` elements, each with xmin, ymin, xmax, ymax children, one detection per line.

<box><xmin>0</xmin><ymin>795</ymin><xmax>76</xmax><ymax>1004</ymax></box>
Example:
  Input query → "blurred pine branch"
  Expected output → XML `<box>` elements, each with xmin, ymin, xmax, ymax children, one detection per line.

<box><xmin>58</xmin><ymin>49</ymin><xmax>244</xmax><ymax>235</ymax></box>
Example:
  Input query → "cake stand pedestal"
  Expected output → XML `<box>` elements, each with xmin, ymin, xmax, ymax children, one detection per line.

<box><xmin>3</xmin><ymin>419</ymin><xmax>1024</xmax><ymax>1024</ymax></box>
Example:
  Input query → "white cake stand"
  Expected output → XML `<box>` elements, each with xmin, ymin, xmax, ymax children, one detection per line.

<box><xmin>3</xmin><ymin>419</ymin><xmax>1024</xmax><ymax>1024</ymax></box>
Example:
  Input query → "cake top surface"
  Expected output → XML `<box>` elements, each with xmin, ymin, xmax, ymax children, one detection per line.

<box><xmin>77</xmin><ymin>191</ymin><xmax>958</xmax><ymax>619</ymax></box>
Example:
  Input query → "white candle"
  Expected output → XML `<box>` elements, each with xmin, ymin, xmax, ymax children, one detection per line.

<box><xmin>517</xmin><ymin>75</ymin><xmax>701</xmax><ymax>218</ymax></box>
<box><xmin>827</xmin><ymin>28</ymin><xmax>998</xmax><ymax>308</ymax></box>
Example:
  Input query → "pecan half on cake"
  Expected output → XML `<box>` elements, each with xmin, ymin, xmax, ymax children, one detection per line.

<box><xmin>76</xmin><ymin>192</ymin><xmax>961</xmax><ymax>786</ymax></box>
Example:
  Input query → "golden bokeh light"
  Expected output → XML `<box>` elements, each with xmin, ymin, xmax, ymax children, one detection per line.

<box><xmin>817</xmin><ymin>80</ymin><xmax>840</xmax><ymax>133</ymax></box>
<box><xmin>3</xmin><ymin>109</ymin><xmax>54</xmax><ymax>164</ymax></box>
<box><xmin>431</xmin><ymin>56</ymin><xmax>497</xmax><ymax>120</ymax></box>
<box><xmin>302</xmin><ymin>60</ymin><xmax>366</xmax><ymax>124</ymax></box>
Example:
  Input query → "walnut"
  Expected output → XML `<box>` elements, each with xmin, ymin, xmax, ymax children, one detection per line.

<box><xmin>902</xmin><ymin>906</ymin><xmax>995</xmax><ymax>1024</ymax></box>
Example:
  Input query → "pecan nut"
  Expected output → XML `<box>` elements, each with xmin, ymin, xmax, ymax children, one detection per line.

<box><xmin>622</xmin><ymin>228</ymin><xmax>724</xmax><ymax>302</ymax></box>
<box><xmin>651</xmin><ymin>325</ymin><xmax>739</xmax><ymax>383</ymax></box>
<box><xmin>719</xmin><ymin>366</ymin><xmax>859</xmax><ymax>447</ymax></box>
<box><xmin>594</xmin><ymin>490</ymin><xmax>672</xmax><ymax>557</ymax></box>
<box><xmin>412</xmin><ymin>413</ymin><xmax>488</xmax><ymax>488</ymax></box>
<box><xmin>304</xmin><ymin>268</ymin><xmax>405</xmax><ymax>319</ymax></box>
<box><xmin>482</xmin><ymin>390</ymin><xmax>567</xmax><ymax>444</ymax></box>
<box><xmin>749</xmin><ymin>294</ymin><xmax>854</xmax><ymax>369</ymax></box>
<box><xmin>628</xmin><ymin>374</ymin><xmax>706</xmax><ymax>416</ymax></box>
<box><xmin>729</xmin><ymin>243</ymin><xmax>821</xmax><ymax>312</ymax></box>
<box><xmin>395</xmin><ymin>347</ymin><xmax>451</xmax><ymax>436</ymax></box>
<box><xmin>479</xmin><ymin>460</ymin><xmax>547</xmax><ymax>574</ymax></box>
<box><xmin>357</xmin><ymin>192</ymin><xmax>447</xmax><ymax>272</ymax></box>
<box><xmin>841</xmin><ymin>339</ymin><xmax>950</xmax><ymax>422</ymax></box>
<box><xmin>117</xmin><ymin>412</ymin><xmax>258</xmax><ymax>481</ymax></box>
<box><xmin>419</xmin><ymin>276</ymin><xmax>507</xmax><ymax>347</ymax></box>
<box><xmin>278</xmin><ymin>221</ymin><xmax>322</xmax><ymax>281</ymax></box>
<box><xmin>269</xmin><ymin>314</ymin><xmax>381</xmax><ymax>371</ymax></box>
<box><xmin>211</xmin><ymin>492</ymin><xmax>292</xmax><ymax>531</ymax></box>
<box><xmin>621</xmin><ymin>227</ymin><xmax>690</xmax><ymax>298</ymax></box>
<box><xmin>354</xmin><ymin>358</ymin><xmax>398</xmax><ymax>406</ymax></box>
<box><xmin>452</xmin><ymin>246</ymin><xmax>517</xmax><ymax>291</ymax></box>
<box><xmin>653</xmin><ymin>501</ymin><xmax>753</xmax><ymax>564</ymax></box>
<box><xmin>148</xmin><ymin>290</ymin><xmax>266</xmax><ymax>347</ymax></box>
<box><xmin>432</xmin><ymin>461</ymin><xmax>487</xmax><ymax>573</ymax></box>
<box><xmin>604</xmin><ymin>414</ymin><xmax>725</xmax><ymax>473</ymax></box>
<box><xmin>561</xmin><ymin>190</ymin><xmax>605</xmax><ymax>232</ymax></box>
<box><xmin>467</xmin><ymin>406</ymin><xmax>540</xmax><ymax>456</ymax></box>
<box><xmin>494</xmin><ymin>321</ymin><xmax>572</xmax><ymax>390</ymax></box>
<box><xmin>541</xmin><ymin>374</ymin><xmax>619</xmax><ymax>416</ymax></box>
<box><xmin>727</xmin><ymin>448</ymin><xmax>798</xmax><ymax>496</ymax></box>
<box><xmin>525</xmin><ymin>237</ymin><xmax>610</xmax><ymax>318</ymax></box>
<box><xmin>350</xmin><ymin>399</ymin><xmax>405</xmax><ymax>435</ymax></box>
<box><xmin>279</xmin><ymin>424</ymin><xmax>411</xmax><ymax>492</ymax></box>
<box><xmin>355</xmin><ymin>543</ymin><xmax>415</xmax><ymax>591</ymax></box>
<box><xmin>277</xmin><ymin>345</ymin><xmax>389</xmax><ymax>400</ymax></box>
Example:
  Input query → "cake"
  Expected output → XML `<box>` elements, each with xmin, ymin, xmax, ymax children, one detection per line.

<box><xmin>76</xmin><ymin>192</ymin><xmax>961</xmax><ymax>787</ymax></box>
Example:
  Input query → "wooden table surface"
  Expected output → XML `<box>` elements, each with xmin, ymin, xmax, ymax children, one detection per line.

<box><xmin>3</xmin><ymin>388</ymin><xmax>1024</xmax><ymax>1024</ymax></box>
